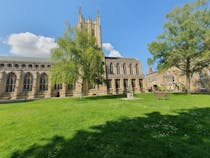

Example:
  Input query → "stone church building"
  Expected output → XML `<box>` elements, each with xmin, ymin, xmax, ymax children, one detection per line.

<box><xmin>0</xmin><ymin>10</ymin><xmax>144</xmax><ymax>100</ymax></box>
<box><xmin>144</xmin><ymin>67</ymin><xmax>210</xmax><ymax>93</ymax></box>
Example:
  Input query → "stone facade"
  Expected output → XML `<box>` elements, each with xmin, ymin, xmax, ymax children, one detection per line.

<box><xmin>144</xmin><ymin>67</ymin><xmax>210</xmax><ymax>93</ymax></box>
<box><xmin>0</xmin><ymin>10</ymin><xmax>144</xmax><ymax>100</ymax></box>
<box><xmin>78</xmin><ymin>8</ymin><xmax>102</xmax><ymax>48</ymax></box>
<box><xmin>105</xmin><ymin>57</ymin><xmax>144</xmax><ymax>94</ymax></box>
<box><xmin>0</xmin><ymin>57</ymin><xmax>52</xmax><ymax>100</ymax></box>
<box><xmin>0</xmin><ymin>56</ymin><xmax>144</xmax><ymax>100</ymax></box>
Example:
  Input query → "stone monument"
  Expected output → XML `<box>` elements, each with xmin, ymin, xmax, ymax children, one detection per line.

<box><xmin>127</xmin><ymin>85</ymin><xmax>134</xmax><ymax>99</ymax></box>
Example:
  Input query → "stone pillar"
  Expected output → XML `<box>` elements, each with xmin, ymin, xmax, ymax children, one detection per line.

<box><xmin>112</xmin><ymin>79</ymin><xmax>116</xmax><ymax>94</ymax></box>
<box><xmin>31</xmin><ymin>72</ymin><xmax>38</xmax><ymax>99</ymax></box>
<box><xmin>128</xmin><ymin>79</ymin><xmax>132</xmax><ymax>89</ymax></box>
<box><xmin>101</xmin><ymin>83</ymin><xmax>108</xmax><ymax>95</ymax></box>
<box><xmin>60</xmin><ymin>83</ymin><xmax>67</xmax><ymax>97</ymax></box>
<box><xmin>0</xmin><ymin>71</ymin><xmax>5</xmax><ymax>96</ymax></box>
<box><xmin>120</xmin><ymin>79</ymin><xmax>124</xmax><ymax>94</ymax></box>
<box><xmin>46</xmin><ymin>73</ymin><xmax>52</xmax><ymax>98</ymax></box>
<box><xmin>14</xmin><ymin>71</ymin><xmax>22</xmax><ymax>100</ymax></box>
<box><xmin>74</xmin><ymin>78</ymin><xmax>82</xmax><ymax>96</ymax></box>
<box><xmin>135</xmin><ymin>78</ymin><xmax>140</xmax><ymax>93</ymax></box>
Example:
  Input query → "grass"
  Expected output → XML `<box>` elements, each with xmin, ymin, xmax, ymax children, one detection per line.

<box><xmin>0</xmin><ymin>93</ymin><xmax>210</xmax><ymax>158</ymax></box>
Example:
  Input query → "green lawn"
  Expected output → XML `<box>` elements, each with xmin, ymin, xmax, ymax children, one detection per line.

<box><xmin>0</xmin><ymin>93</ymin><xmax>210</xmax><ymax>158</ymax></box>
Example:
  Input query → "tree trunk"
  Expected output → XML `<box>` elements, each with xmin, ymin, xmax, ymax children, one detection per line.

<box><xmin>81</xmin><ymin>79</ymin><xmax>89</xmax><ymax>97</ymax></box>
<box><xmin>186</xmin><ymin>74</ymin><xmax>191</xmax><ymax>94</ymax></box>
<box><xmin>96</xmin><ymin>84</ymin><xmax>99</xmax><ymax>96</ymax></box>
<box><xmin>185</xmin><ymin>58</ymin><xmax>191</xmax><ymax>94</ymax></box>
<box><xmin>80</xmin><ymin>80</ymin><xmax>84</xmax><ymax>99</ymax></box>
<box><xmin>80</xmin><ymin>78</ymin><xmax>87</xmax><ymax>99</ymax></box>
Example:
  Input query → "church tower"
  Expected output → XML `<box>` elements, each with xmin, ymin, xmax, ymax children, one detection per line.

<box><xmin>78</xmin><ymin>8</ymin><xmax>102</xmax><ymax>48</ymax></box>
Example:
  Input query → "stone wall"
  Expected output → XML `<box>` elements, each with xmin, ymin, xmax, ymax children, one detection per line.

<box><xmin>105</xmin><ymin>57</ymin><xmax>144</xmax><ymax>94</ymax></box>
<box><xmin>144</xmin><ymin>67</ymin><xmax>210</xmax><ymax>93</ymax></box>
<box><xmin>0</xmin><ymin>56</ymin><xmax>144</xmax><ymax>100</ymax></box>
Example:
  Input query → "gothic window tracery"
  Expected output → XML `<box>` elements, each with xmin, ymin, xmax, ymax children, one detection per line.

<box><xmin>6</xmin><ymin>72</ymin><xmax>16</xmax><ymax>92</ymax></box>
<box><xmin>28</xmin><ymin>64</ymin><xmax>33</xmax><ymax>68</ymax></box>
<box><xmin>129</xmin><ymin>64</ymin><xmax>133</xmax><ymax>75</ymax></box>
<box><xmin>54</xmin><ymin>84</ymin><xmax>62</xmax><ymax>90</ymax></box>
<box><xmin>68</xmin><ymin>84</ymin><xmax>74</xmax><ymax>91</ymax></box>
<box><xmin>0</xmin><ymin>64</ymin><xmax>4</xmax><ymax>68</ymax></box>
<box><xmin>39</xmin><ymin>73</ymin><xmax>48</xmax><ymax>91</ymax></box>
<box><xmin>116</xmin><ymin>63</ymin><xmax>120</xmax><ymax>74</ymax></box>
<box><xmin>110</xmin><ymin>63</ymin><xmax>113</xmax><ymax>74</ymax></box>
<box><xmin>23</xmin><ymin>73</ymin><xmax>33</xmax><ymax>92</ymax></box>
<box><xmin>136</xmin><ymin>64</ymin><xmax>139</xmax><ymax>75</ymax></box>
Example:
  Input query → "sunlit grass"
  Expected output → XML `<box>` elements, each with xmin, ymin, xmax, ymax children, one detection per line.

<box><xmin>0</xmin><ymin>93</ymin><xmax>210</xmax><ymax>158</ymax></box>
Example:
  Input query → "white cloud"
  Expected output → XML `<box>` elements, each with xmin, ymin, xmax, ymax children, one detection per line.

<box><xmin>108</xmin><ymin>49</ymin><xmax>122</xmax><ymax>57</ymax></box>
<box><xmin>102</xmin><ymin>43</ymin><xmax>122</xmax><ymax>57</ymax></box>
<box><xmin>5</xmin><ymin>32</ymin><xmax>57</xmax><ymax>57</ymax></box>
<box><xmin>102</xmin><ymin>43</ymin><xmax>114</xmax><ymax>51</ymax></box>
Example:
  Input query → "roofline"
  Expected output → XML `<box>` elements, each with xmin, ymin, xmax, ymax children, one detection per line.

<box><xmin>0</xmin><ymin>56</ymin><xmax>52</xmax><ymax>63</ymax></box>
<box><xmin>105</xmin><ymin>56</ymin><xmax>140</xmax><ymax>61</ymax></box>
<box><xmin>0</xmin><ymin>55</ymin><xmax>142</xmax><ymax>63</ymax></box>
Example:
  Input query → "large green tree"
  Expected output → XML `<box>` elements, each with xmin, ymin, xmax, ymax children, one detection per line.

<box><xmin>148</xmin><ymin>0</ymin><xmax>210</xmax><ymax>93</ymax></box>
<box><xmin>51</xmin><ymin>26</ymin><xmax>104</xmax><ymax>96</ymax></box>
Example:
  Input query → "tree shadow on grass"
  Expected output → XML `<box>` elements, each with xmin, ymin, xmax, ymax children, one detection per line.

<box><xmin>84</xmin><ymin>94</ymin><xmax>125</xmax><ymax>101</ymax></box>
<box><xmin>0</xmin><ymin>99</ymin><xmax>34</xmax><ymax>105</ymax></box>
<box><xmin>11</xmin><ymin>108</ymin><xmax>210</xmax><ymax>158</ymax></box>
<box><xmin>172</xmin><ymin>93</ymin><xmax>210</xmax><ymax>96</ymax></box>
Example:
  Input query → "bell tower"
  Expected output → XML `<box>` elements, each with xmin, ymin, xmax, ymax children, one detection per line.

<box><xmin>78</xmin><ymin>8</ymin><xmax>102</xmax><ymax>48</ymax></box>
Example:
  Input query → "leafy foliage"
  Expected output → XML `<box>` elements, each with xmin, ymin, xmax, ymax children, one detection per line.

<box><xmin>75</xmin><ymin>29</ymin><xmax>104</xmax><ymax>85</ymax></box>
<box><xmin>51</xmin><ymin>25</ymin><xmax>104</xmax><ymax>92</ymax></box>
<box><xmin>51</xmin><ymin>26</ymin><xmax>78</xmax><ymax>85</ymax></box>
<box><xmin>148</xmin><ymin>0</ymin><xmax>210</xmax><ymax>92</ymax></box>
<box><xmin>147</xmin><ymin>58</ymin><xmax>155</xmax><ymax>67</ymax></box>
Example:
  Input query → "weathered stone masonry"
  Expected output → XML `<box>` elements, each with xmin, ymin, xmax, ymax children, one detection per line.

<box><xmin>0</xmin><ymin>9</ymin><xmax>144</xmax><ymax>100</ymax></box>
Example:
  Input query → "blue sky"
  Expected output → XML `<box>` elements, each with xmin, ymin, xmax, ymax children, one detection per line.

<box><xmin>0</xmin><ymin>0</ymin><xmax>197</xmax><ymax>74</ymax></box>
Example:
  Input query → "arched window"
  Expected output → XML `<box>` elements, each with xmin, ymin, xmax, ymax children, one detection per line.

<box><xmin>28</xmin><ymin>64</ymin><xmax>33</xmax><ymax>68</ymax></box>
<box><xmin>136</xmin><ymin>64</ymin><xmax>139</xmax><ymax>75</ymax></box>
<box><xmin>54</xmin><ymin>84</ymin><xmax>62</xmax><ymax>90</ymax></box>
<box><xmin>23</xmin><ymin>73</ymin><xmax>33</xmax><ymax>92</ymax></box>
<box><xmin>116</xmin><ymin>63</ymin><xmax>120</xmax><ymax>74</ymax></box>
<box><xmin>22</xmin><ymin>64</ymin><xmax>26</xmax><ymax>68</ymax></box>
<box><xmin>7</xmin><ymin>64</ymin><xmax>12</xmax><ymax>68</ymax></box>
<box><xmin>35</xmin><ymin>65</ymin><xmax>39</xmax><ymax>69</ymax></box>
<box><xmin>110</xmin><ymin>63</ymin><xmax>113</xmax><ymax>74</ymax></box>
<box><xmin>129</xmin><ymin>64</ymin><xmax>133</xmax><ymax>75</ymax></box>
<box><xmin>39</xmin><ymin>73</ymin><xmax>48</xmax><ymax>91</ymax></box>
<box><xmin>0</xmin><ymin>64</ymin><xmax>4</xmax><ymax>68</ymax></box>
<box><xmin>6</xmin><ymin>72</ymin><xmax>16</xmax><ymax>92</ymax></box>
<box><xmin>14</xmin><ymin>64</ymin><xmax>19</xmax><ymax>68</ymax></box>
<box><xmin>123</xmin><ymin>63</ymin><xmax>127</xmax><ymax>75</ymax></box>
<box><xmin>68</xmin><ymin>84</ymin><xmax>74</xmax><ymax>91</ymax></box>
